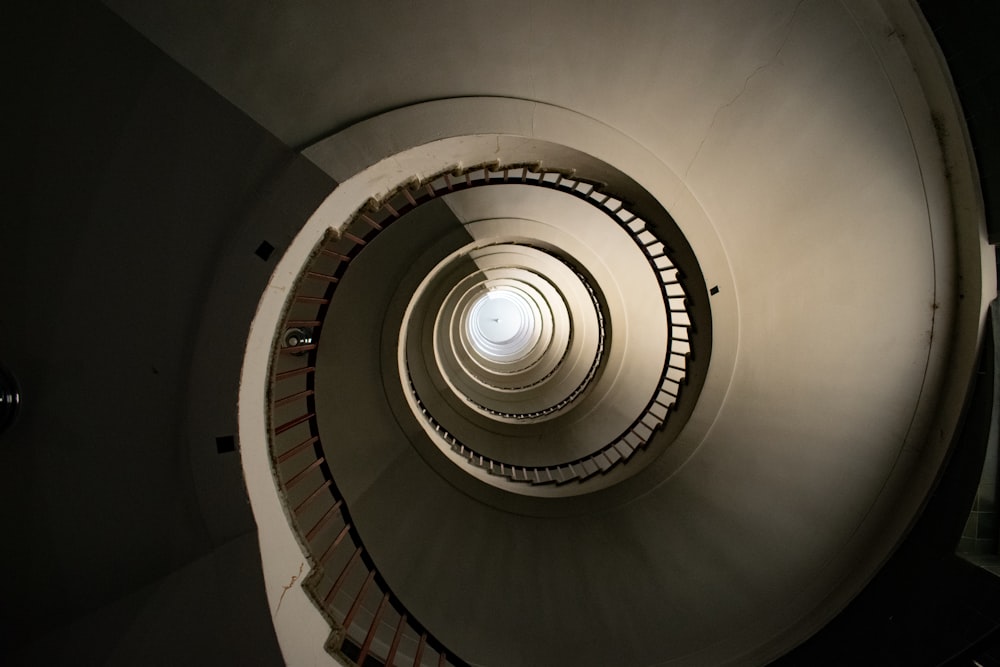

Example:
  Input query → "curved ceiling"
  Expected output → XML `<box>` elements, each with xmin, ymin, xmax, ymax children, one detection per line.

<box><xmin>196</xmin><ymin>1</ymin><xmax>993</xmax><ymax>664</ymax></box>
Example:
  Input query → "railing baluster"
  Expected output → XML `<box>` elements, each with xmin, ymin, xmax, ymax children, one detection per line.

<box><xmin>319</xmin><ymin>523</ymin><xmax>352</xmax><ymax>564</ymax></box>
<box><xmin>305</xmin><ymin>499</ymin><xmax>343</xmax><ymax>542</ymax></box>
<box><xmin>325</xmin><ymin>546</ymin><xmax>362</xmax><ymax>605</ymax></box>
<box><xmin>357</xmin><ymin>591</ymin><xmax>390</xmax><ymax>665</ymax></box>
<box><xmin>295</xmin><ymin>295</ymin><xmax>330</xmax><ymax>304</ymax></box>
<box><xmin>274</xmin><ymin>366</ymin><xmax>315</xmax><ymax>382</ymax></box>
<box><xmin>275</xmin><ymin>435</ymin><xmax>319</xmax><ymax>463</ymax></box>
<box><xmin>293</xmin><ymin>479</ymin><xmax>332</xmax><ymax>514</ymax></box>
<box><xmin>653</xmin><ymin>397</ymin><xmax>674</xmax><ymax>411</ymax></box>
<box><xmin>280</xmin><ymin>343</ymin><xmax>317</xmax><ymax>355</ymax></box>
<box><xmin>320</xmin><ymin>248</ymin><xmax>350</xmax><ymax>262</ymax></box>
<box><xmin>285</xmin><ymin>457</ymin><xmax>325</xmax><ymax>489</ymax></box>
<box><xmin>275</xmin><ymin>412</ymin><xmax>314</xmax><ymax>435</ymax></box>
<box><xmin>413</xmin><ymin>633</ymin><xmax>427</xmax><ymax>667</ymax></box>
<box><xmin>359</xmin><ymin>213</ymin><xmax>383</xmax><ymax>230</ymax></box>
<box><xmin>341</xmin><ymin>570</ymin><xmax>376</xmax><ymax>639</ymax></box>
<box><xmin>306</xmin><ymin>271</ymin><xmax>340</xmax><ymax>283</ymax></box>
<box><xmin>384</xmin><ymin>613</ymin><xmax>407</xmax><ymax>666</ymax></box>
<box><xmin>273</xmin><ymin>388</ymin><xmax>314</xmax><ymax>408</ymax></box>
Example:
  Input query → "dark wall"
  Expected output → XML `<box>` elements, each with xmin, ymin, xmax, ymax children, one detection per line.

<box><xmin>919</xmin><ymin>0</ymin><xmax>1000</xmax><ymax>246</ymax></box>
<box><xmin>2</xmin><ymin>3</ymin><xmax>333</xmax><ymax>664</ymax></box>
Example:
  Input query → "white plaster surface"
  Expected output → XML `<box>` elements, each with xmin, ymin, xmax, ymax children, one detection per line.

<box><xmin>184</xmin><ymin>0</ymin><xmax>1000</xmax><ymax>664</ymax></box>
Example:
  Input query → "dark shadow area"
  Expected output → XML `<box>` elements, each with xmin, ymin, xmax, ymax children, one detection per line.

<box><xmin>919</xmin><ymin>1</ymin><xmax>1000</xmax><ymax>245</ymax></box>
<box><xmin>3</xmin><ymin>3</ymin><xmax>333</xmax><ymax>664</ymax></box>
<box><xmin>776</xmin><ymin>302</ymin><xmax>999</xmax><ymax>665</ymax></box>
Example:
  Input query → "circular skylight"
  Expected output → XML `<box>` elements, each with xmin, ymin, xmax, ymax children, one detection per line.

<box><xmin>465</xmin><ymin>287</ymin><xmax>542</xmax><ymax>362</ymax></box>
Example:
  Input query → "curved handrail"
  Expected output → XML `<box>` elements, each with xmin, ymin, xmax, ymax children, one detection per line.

<box><xmin>267</xmin><ymin>162</ymin><xmax>700</xmax><ymax>664</ymax></box>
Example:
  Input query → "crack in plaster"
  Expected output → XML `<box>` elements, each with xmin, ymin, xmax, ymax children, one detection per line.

<box><xmin>275</xmin><ymin>561</ymin><xmax>304</xmax><ymax>614</ymax></box>
<box><xmin>684</xmin><ymin>0</ymin><xmax>808</xmax><ymax>179</ymax></box>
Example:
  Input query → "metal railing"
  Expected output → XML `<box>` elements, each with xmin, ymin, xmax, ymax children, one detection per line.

<box><xmin>267</xmin><ymin>162</ymin><xmax>699</xmax><ymax>664</ymax></box>
<box><xmin>270</xmin><ymin>238</ymin><xmax>463</xmax><ymax>666</ymax></box>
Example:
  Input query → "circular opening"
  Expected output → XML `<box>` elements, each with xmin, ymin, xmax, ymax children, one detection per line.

<box><xmin>465</xmin><ymin>287</ymin><xmax>543</xmax><ymax>363</ymax></box>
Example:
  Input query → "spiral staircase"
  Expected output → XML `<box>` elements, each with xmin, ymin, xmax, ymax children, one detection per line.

<box><xmin>3</xmin><ymin>1</ymin><xmax>999</xmax><ymax>666</ymax></box>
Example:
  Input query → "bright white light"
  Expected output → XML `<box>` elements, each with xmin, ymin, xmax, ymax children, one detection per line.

<box><xmin>466</xmin><ymin>287</ymin><xmax>540</xmax><ymax>362</ymax></box>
